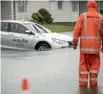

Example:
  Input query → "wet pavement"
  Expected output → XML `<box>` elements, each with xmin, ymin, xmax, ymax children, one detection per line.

<box><xmin>1</xmin><ymin>32</ymin><xmax>103</xmax><ymax>94</ymax></box>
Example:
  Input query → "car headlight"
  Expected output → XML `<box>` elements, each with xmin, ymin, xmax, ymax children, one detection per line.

<box><xmin>52</xmin><ymin>38</ymin><xmax>67</xmax><ymax>44</ymax></box>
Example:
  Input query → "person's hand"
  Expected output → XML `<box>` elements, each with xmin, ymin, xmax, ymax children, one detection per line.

<box><xmin>72</xmin><ymin>44</ymin><xmax>77</xmax><ymax>49</ymax></box>
<box><xmin>101</xmin><ymin>48</ymin><xmax>103</xmax><ymax>53</ymax></box>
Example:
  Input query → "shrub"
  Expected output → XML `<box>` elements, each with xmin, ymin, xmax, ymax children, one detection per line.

<box><xmin>38</xmin><ymin>8</ymin><xmax>53</xmax><ymax>24</ymax></box>
<box><xmin>32</xmin><ymin>12</ymin><xmax>44</xmax><ymax>23</ymax></box>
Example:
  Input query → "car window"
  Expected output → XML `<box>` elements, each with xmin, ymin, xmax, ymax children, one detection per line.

<box><xmin>24</xmin><ymin>22</ymin><xmax>52</xmax><ymax>33</ymax></box>
<box><xmin>1</xmin><ymin>22</ymin><xmax>8</xmax><ymax>32</ymax></box>
<box><xmin>35</xmin><ymin>24</ymin><xmax>52</xmax><ymax>33</ymax></box>
<box><xmin>35</xmin><ymin>24</ymin><xmax>47</xmax><ymax>33</ymax></box>
<box><xmin>9</xmin><ymin>23</ymin><xmax>29</xmax><ymax>34</ymax></box>
<box><xmin>24</xmin><ymin>23</ymin><xmax>38</xmax><ymax>33</ymax></box>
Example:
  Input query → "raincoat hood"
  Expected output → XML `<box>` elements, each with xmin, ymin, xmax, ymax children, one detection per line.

<box><xmin>87</xmin><ymin>0</ymin><xmax>98</xmax><ymax>11</ymax></box>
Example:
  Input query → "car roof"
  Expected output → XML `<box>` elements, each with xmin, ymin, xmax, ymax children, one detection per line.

<box><xmin>0</xmin><ymin>20</ymin><xmax>36</xmax><ymax>24</ymax></box>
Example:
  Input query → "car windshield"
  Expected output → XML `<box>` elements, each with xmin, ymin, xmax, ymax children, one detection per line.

<box><xmin>24</xmin><ymin>22</ymin><xmax>52</xmax><ymax>33</ymax></box>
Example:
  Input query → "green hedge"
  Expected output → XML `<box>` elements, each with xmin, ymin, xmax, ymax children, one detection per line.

<box><xmin>38</xmin><ymin>8</ymin><xmax>53</xmax><ymax>24</ymax></box>
<box><xmin>32</xmin><ymin>12</ymin><xmax>44</xmax><ymax>23</ymax></box>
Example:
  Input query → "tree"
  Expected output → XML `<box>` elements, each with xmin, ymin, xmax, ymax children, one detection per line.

<box><xmin>32</xmin><ymin>12</ymin><xmax>44</xmax><ymax>23</ymax></box>
<box><xmin>38</xmin><ymin>8</ymin><xmax>53</xmax><ymax>24</ymax></box>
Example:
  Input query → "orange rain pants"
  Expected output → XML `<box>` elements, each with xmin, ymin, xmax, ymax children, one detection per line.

<box><xmin>79</xmin><ymin>54</ymin><xmax>100</xmax><ymax>87</ymax></box>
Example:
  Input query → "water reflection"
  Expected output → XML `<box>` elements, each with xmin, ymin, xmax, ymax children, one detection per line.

<box><xmin>78</xmin><ymin>87</ymin><xmax>88</xmax><ymax>94</ymax></box>
<box><xmin>78</xmin><ymin>87</ymin><xmax>102</xmax><ymax>94</ymax></box>
<box><xmin>1</xmin><ymin>48</ymin><xmax>103</xmax><ymax>94</ymax></box>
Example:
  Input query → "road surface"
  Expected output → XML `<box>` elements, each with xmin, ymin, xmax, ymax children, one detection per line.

<box><xmin>1</xmin><ymin>32</ymin><xmax>103</xmax><ymax>94</ymax></box>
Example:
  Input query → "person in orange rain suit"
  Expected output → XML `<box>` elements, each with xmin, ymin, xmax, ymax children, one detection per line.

<box><xmin>72</xmin><ymin>0</ymin><xmax>103</xmax><ymax>87</ymax></box>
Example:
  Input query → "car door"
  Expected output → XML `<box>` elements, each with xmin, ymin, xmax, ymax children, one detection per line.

<box><xmin>8</xmin><ymin>22</ymin><xmax>35</xmax><ymax>50</ymax></box>
<box><xmin>1</xmin><ymin>22</ymin><xmax>12</xmax><ymax>48</ymax></box>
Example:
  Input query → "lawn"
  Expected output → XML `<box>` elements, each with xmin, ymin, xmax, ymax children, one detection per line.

<box><xmin>43</xmin><ymin>24</ymin><xmax>74</xmax><ymax>33</ymax></box>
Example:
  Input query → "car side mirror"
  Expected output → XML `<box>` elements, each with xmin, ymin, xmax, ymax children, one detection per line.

<box><xmin>25</xmin><ymin>30</ymin><xmax>34</xmax><ymax>35</ymax></box>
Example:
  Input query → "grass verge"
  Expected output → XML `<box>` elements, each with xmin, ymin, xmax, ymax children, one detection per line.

<box><xmin>43</xmin><ymin>24</ymin><xmax>74</xmax><ymax>33</ymax></box>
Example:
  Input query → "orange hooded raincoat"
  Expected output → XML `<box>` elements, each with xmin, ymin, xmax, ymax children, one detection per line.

<box><xmin>72</xmin><ymin>0</ymin><xmax>103</xmax><ymax>87</ymax></box>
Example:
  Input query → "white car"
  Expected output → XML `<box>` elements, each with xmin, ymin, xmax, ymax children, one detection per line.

<box><xmin>1</xmin><ymin>20</ymin><xmax>73</xmax><ymax>51</ymax></box>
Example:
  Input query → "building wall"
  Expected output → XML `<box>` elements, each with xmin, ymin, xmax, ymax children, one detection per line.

<box><xmin>100</xmin><ymin>1</ymin><xmax>103</xmax><ymax>10</ymax></box>
<box><xmin>49</xmin><ymin>1</ymin><xmax>79</xmax><ymax>22</ymax></box>
<box><xmin>1</xmin><ymin>1</ymin><xmax>12</xmax><ymax>20</ymax></box>
<box><xmin>79</xmin><ymin>1</ymin><xmax>102</xmax><ymax>15</ymax></box>
<box><xmin>1</xmin><ymin>1</ymin><xmax>102</xmax><ymax>22</ymax></box>
<box><xmin>15</xmin><ymin>1</ymin><xmax>79</xmax><ymax>22</ymax></box>
<box><xmin>0</xmin><ymin>2</ymin><xmax>1</xmax><ymax>20</ymax></box>
<box><xmin>15</xmin><ymin>1</ymin><xmax>49</xmax><ymax>20</ymax></box>
<box><xmin>79</xmin><ymin>1</ymin><xmax>87</xmax><ymax>14</ymax></box>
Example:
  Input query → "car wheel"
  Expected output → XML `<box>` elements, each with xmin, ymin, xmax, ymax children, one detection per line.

<box><xmin>36</xmin><ymin>43</ymin><xmax>51</xmax><ymax>51</ymax></box>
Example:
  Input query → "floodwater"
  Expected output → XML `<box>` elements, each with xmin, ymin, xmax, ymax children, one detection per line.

<box><xmin>1</xmin><ymin>32</ymin><xmax>103</xmax><ymax>94</ymax></box>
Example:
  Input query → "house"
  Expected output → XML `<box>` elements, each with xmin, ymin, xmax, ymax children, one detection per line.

<box><xmin>1</xmin><ymin>0</ymin><xmax>103</xmax><ymax>22</ymax></box>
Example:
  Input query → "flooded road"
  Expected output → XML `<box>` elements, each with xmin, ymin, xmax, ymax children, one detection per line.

<box><xmin>1</xmin><ymin>32</ymin><xmax>103</xmax><ymax>94</ymax></box>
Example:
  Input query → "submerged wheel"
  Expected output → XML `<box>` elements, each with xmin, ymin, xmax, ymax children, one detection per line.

<box><xmin>35</xmin><ymin>42</ymin><xmax>51</xmax><ymax>51</ymax></box>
